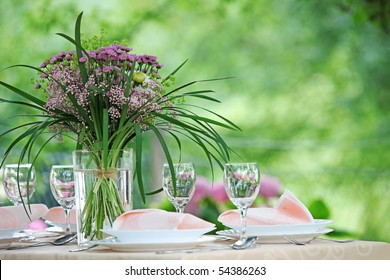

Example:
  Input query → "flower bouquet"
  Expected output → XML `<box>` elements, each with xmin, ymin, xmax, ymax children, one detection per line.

<box><xmin>0</xmin><ymin>12</ymin><xmax>239</xmax><ymax>241</ymax></box>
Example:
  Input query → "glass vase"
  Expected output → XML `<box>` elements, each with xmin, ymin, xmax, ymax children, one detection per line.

<box><xmin>72</xmin><ymin>149</ymin><xmax>133</xmax><ymax>245</ymax></box>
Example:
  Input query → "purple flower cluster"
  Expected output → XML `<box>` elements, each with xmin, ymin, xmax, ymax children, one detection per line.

<box><xmin>37</xmin><ymin>44</ymin><xmax>171</xmax><ymax>136</ymax></box>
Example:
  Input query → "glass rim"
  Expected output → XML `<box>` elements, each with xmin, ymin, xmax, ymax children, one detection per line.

<box><xmin>51</xmin><ymin>165</ymin><xmax>74</xmax><ymax>168</ymax></box>
<box><xmin>72</xmin><ymin>148</ymin><xmax>133</xmax><ymax>153</ymax></box>
<box><xmin>163</xmin><ymin>162</ymin><xmax>194</xmax><ymax>166</ymax></box>
<box><xmin>4</xmin><ymin>163</ymin><xmax>33</xmax><ymax>168</ymax></box>
<box><xmin>224</xmin><ymin>162</ymin><xmax>258</xmax><ymax>165</ymax></box>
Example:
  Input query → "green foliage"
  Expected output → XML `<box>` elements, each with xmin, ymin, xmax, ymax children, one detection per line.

<box><xmin>308</xmin><ymin>199</ymin><xmax>331</xmax><ymax>220</ymax></box>
<box><xmin>0</xmin><ymin>0</ymin><xmax>389</xmax><ymax>242</ymax></box>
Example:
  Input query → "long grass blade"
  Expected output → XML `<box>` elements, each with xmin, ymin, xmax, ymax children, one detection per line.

<box><xmin>147</xmin><ymin>124</ymin><xmax>177</xmax><ymax>196</ymax></box>
<box><xmin>134</xmin><ymin>124</ymin><xmax>145</xmax><ymax>202</ymax></box>
<box><xmin>0</xmin><ymin>81</ymin><xmax>45</xmax><ymax>106</ymax></box>
<box><xmin>162</xmin><ymin>59</ymin><xmax>188</xmax><ymax>83</ymax></box>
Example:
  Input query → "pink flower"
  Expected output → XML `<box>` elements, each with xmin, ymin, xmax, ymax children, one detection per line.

<box><xmin>211</xmin><ymin>181</ymin><xmax>229</xmax><ymax>202</ymax></box>
<box><xmin>185</xmin><ymin>177</ymin><xmax>211</xmax><ymax>215</ymax></box>
<box><xmin>102</xmin><ymin>66</ymin><xmax>112</xmax><ymax>72</ymax></box>
<box><xmin>259</xmin><ymin>175</ymin><xmax>281</xmax><ymax>199</ymax></box>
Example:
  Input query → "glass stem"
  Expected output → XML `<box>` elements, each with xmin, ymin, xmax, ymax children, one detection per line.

<box><xmin>176</xmin><ymin>207</ymin><xmax>184</xmax><ymax>213</ymax></box>
<box><xmin>240</xmin><ymin>207</ymin><xmax>248</xmax><ymax>240</ymax></box>
<box><xmin>64</xmin><ymin>208</ymin><xmax>72</xmax><ymax>234</ymax></box>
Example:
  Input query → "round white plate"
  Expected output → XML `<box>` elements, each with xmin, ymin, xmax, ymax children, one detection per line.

<box><xmin>93</xmin><ymin>235</ymin><xmax>217</xmax><ymax>252</ymax></box>
<box><xmin>102</xmin><ymin>227</ymin><xmax>216</xmax><ymax>243</ymax></box>
<box><xmin>222</xmin><ymin>219</ymin><xmax>333</xmax><ymax>236</ymax></box>
<box><xmin>216</xmin><ymin>228</ymin><xmax>333</xmax><ymax>244</ymax></box>
<box><xmin>0</xmin><ymin>228</ymin><xmax>24</xmax><ymax>238</ymax></box>
<box><xmin>56</xmin><ymin>223</ymin><xmax>77</xmax><ymax>233</ymax></box>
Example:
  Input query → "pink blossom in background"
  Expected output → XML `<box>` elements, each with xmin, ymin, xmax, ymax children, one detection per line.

<box><xmin>211</xmin><ymin>181</ymin><xmax>229</xmax><ymax>202</ymax></box>
<box><xmin>185</xmin><ymin>176</ymin><xmax>212</xmax><ymax>215</ymax></box>
<box><xmin>259</xmin><ymin>175</ymin><xmax>281</xmax><ymax>199</ymax></box>
<box><xmin>185</xmin><ymin>177</ymin><xmax>230</xmax><ymax>215</ymax></box>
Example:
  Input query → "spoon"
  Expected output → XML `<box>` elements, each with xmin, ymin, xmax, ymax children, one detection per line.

<box><xmin>231</xmin><ymin>236</ymin><xmax>258</xmax><ymax>250</ymax></box>
<box><xmin>5</xmin><ymin>233</ymin><xmax>76</xmax><ymax>250</ymax></box>
<box><xmin>156</xmin><ymin>236</ymin><xmax>258</xmax><ymax>254</ymax></box>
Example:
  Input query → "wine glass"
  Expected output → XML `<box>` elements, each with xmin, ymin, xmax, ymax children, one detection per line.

<box><xmin>162</xmin><ymin>162</ymin><xmax>196</xmax><ymax>213</ymax></box>
<box><xmin>3</xmin><ymin>164</ymin><xmax>36</xmax><ymax>205</ymax></box>
<box><xmin>50</xmin><ymin>165</ymin><xmax>75</xmax><ymax>234</ymax></box>
<box><xmin>224</xmin><ymin>162</ymin><xmax>260</xmax><ymax>241</ymax></box>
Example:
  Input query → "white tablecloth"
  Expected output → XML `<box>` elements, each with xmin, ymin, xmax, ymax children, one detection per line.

<box><xmin>1</xmin><ymin>239</ymin><xmax>389</xmax><ymax>260</ymax></box>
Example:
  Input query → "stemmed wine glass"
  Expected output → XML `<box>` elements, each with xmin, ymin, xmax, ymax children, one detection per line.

<box><xmin>50</xmin><ymin>165</ymin><xmax>75</xmax><ymax>234</ymax></box>
<box><xmin>224</xmin><ymin>162</ymin><xmax>260</xmax><ymax>241</ymax></box>
<box><xmin>3</xmin><ymin>164</ymin><xmax>36</xmax><ymax>205</ymax></box>
<box><xmin>162</xmin><ymin>162</ymin><xmax>196</xmax><ymax>213</ymax></box>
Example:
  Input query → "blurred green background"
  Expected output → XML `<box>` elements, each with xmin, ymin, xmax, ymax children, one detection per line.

<box><xmin>0</xmin><ymin>0</ymin><xmax>389</xmax><ymax>242</ymax></box>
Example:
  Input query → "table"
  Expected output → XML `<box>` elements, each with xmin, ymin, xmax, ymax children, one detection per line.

<box><xmin>1</xmin><ymin>239</ymin><xmax>389</xmax><ymax>260</ymax></box>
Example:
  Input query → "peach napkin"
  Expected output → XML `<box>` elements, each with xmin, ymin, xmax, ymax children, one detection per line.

<box><xmin>113</xmin><ymin>209</ymin><xmax>214</xmax><ymax>230</ymax></box>
<box><xmin>218</xmin><ymin>190</ymin><xmax>314</xmax><ymax>226</ymax></box>
<box><xmin>0</xmin><ymin>204</ymin><xmax>49</xmax><ymax>229</ymax></box>
<box><xmin>43</xmin><ymin>206</ymin><xmax>77</xmax><ymax>224</ymax></box>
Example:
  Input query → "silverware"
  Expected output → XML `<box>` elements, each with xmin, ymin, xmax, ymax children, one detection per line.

<box><xmin>69</xmin><ymin>236</ymin><xmax>116</xmax><ymax>252</ymax></box>
<box><xmin>231</xmin><ymin>236</ymin><xmax>258</xmax><ymax>249</ymax></box>
<box><xmin>156</xmin><ymin>236</ymin><xmax>258</xmax><ymax>254</ymax></box>
<box><xmin>5</xmin><ymin>233</ymin><xmax>76</xmax><ymax>250</ymax></box>
<box><xmin>156</xmin><ymin>246</ymin><xmax>233</xmax><ymax>254</ymax></box>
<box><xmin>283</xmin><ymin>235</ymin><xmax>314</xmax><ymax>245</ymax></box>
<box><xmin>283</xmin><ymin>235</ymin><xmax>354</xmax><ymax>245</ymax></box>
<box><xmin>69</xmin><ymin>244</ymin><xmax>98</xmax><ymax>252</ymax></box>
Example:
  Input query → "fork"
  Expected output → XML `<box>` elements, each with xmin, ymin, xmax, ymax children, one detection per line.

<box><xmin>283</xmin><ymin>236</ymin><xmax>314</xmax><ymax>245</ymax></box>
<box><xmin>284</xmin><ymin>236</ymin><xmax>354</xmax><ymax>245</ymax></box>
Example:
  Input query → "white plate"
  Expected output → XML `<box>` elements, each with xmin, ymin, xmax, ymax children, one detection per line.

<box><xmin>22</xmin><ymin>229</ymin><xmax>62</xmax><ymax>238</ymax></box>
<box><xmin>222</xmin><ymin>219</ymin><xmax>333</xmax><ymax>236</ymax></box>
<box><xmin>102</xmin><ymin>226</ymin><xmax>216</xmax><ymax>243</ymax></box>
<box><xmin>57</xmin><ymin>223</ymin><xmax>77</xmax><ymax>233</ymax></box>
<box><xmin>0</xmin><ymin>229</ymin><xmax>25</xmax><ymax>248</ymax></box>
<box><xmin>0</xmin><ymin>228</ymin><xmax>24</xmax><ymax>238</ymax></box>
<box><xmin>93</xmin><ymin>235</ymin><xmax>217</xmax><ymax>252</ymax></box>
<box><xmin>216</xmin><ymin>228</ymin><xmax>333</xmax><ymax>244</ymax></box>
<box><xmin>0</xmin><ymin>227</ymin><xmax>62</xmax><ymax>242</ymax></box>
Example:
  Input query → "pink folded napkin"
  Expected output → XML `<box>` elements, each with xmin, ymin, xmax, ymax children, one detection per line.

<box><xmin>42</xmin><ymin>206</ymin><xmax>76</xmax><ymax>224</ymax></box>
<box><xmin>0</xmin><ymin>204</ymin><xmax>49</xmax><ymax>229</ymax></box>
<box><xmin>113</xmin><ymin>209</ymin><xmax>214</xmax><ymax>230</ymax></box>
<box><xmin>218</xmin><ymin>190</ymin><xmax>314</xmax><ymax>226</ymax></box>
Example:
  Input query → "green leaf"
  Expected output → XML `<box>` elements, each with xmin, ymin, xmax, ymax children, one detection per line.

<box><xmin>308</xmin><ymin>199</ymin><xmax>331</xmax><ymax>219</ymax></box>
<box><xmin>0</xmin><ymin>81</ymin><xmax>45</xmax><ymax>106</ymax></box>
<box><xmin>0</xmin><ymin>121</ymin><xmax>43</xmax><ymax>138</ymax></box>
<box><xmin>147</xmin><ymin>123</ymin><xmax>177</xmax><ymax>196</ymax></box>
<box><xmin>175</xmin><ymin>111</ymin><xmax>238</xmax><ymax>131</ymax></box>
<box><xmin>181</xmin><ymin>103</ymin><xmax>241</xmax><ymax>131</ymax></box>
<box><xmin>134</xmin><ymin>124</ymin><xmax>145</xmax><ymax>203</ymax></box>
<box><xmin>146</xmin><ymin>188</ymin><xmax>163</xmax><ymax>196</ymax></box>
<box><xmin>74</xmin><ymin>12</ymin><xmax>87</xmax><ymax>83</ymax></box>
<box><xmin>0</xmin><ymin>98</ymin><xmax>47</xmax><ymax>112</ymax></box>
<box><xmin>164</xmin><ymin>77</ymin><xmax>234</xmax><ymax>97</ymax></box>
<box><xmin>3</xmin><ymin>64</ymin><xmax>45</xmax><ymax>74</ymax></box>
<box><xmin>102</xmin><ymin>108</ymin><xmax>109</xmax><ymax>169</ymax></box>
<box><xmin>162</xmin><ymin>59</ymin><xmax>188</xmax><ymax>83</ymax></box>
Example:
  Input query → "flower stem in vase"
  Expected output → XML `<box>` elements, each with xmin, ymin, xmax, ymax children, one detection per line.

<box><xmin>81</xmin><ymin>170</ymin><xmax>124</xmax><ymax>240</ymax></box>
<box><xmin>74</xmin><ymin>149</ymin><xmax>133</xmax><ymax>245</ymax></box>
